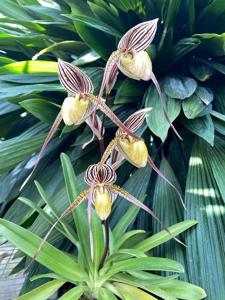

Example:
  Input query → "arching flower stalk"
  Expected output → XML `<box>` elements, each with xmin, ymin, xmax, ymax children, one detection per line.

<box><xmin>27</xmin><ymin>163</ymin><xmax>184</xmax><ymax>270</ymax></box>
<box><xmin>21</xmin><ymin>59</ymin><xmax>140</xmax><ymax>189</ymax></box>
<box><xmin>97</xmin><ymin>109</ymin><xmax>185</xmax><ymax>208</ymax></box>
<box><xmin>98</xmin><ymin>19</ymin><xmax>182</xmax><ymax>140</ymax></box>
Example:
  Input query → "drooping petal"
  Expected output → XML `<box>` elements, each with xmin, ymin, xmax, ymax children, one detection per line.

<box><xmin>24</xmin><ymin>189</ymin><xmax>90</xmax><ymax>271</ymax></box>
<box><xmin>85</xmin><ymin>163</ymin><xmax>117</xmax><ymax>185</ymax></box>
<box><xmin>58</xmin><ymin>59</ymin><xmax>94</xmax><ymax>95</ymax></box>
<box><xmin>150</xmin><ymin>72</ymin><xmax>182</xmax><ymax>140</ymax></box>
<box><xmin>116</xmin><ymin>108</ymin><xmax>152</xmax><ymax>136</ymax></box>
<box><xmin>87</xmin><ymin>192</ymin><xmax>94</xmax><ymax>260</ymax></box>
<box><xmin>98</xmin><ymin>50</ymin><xmax>121</xmax><ymax>99</ymax></box>
<box><xmin>118</xmin><ymin>19</ymin><xmax>158</xmax><ymax>52</ymax></box>
<box><xmin>147</xmin><ymin>155</ymin><xmax>185</xmax><ymax>209</ymax></box>
<box><xmin>85</xmin><ymin>114</ymin><xmax>104</xmax><ymax>142</ymax></box>
<box><xmin>20</xmin><ymin>112</ymin><xmax>62</xmax><ymax>190</ymax></box>
<box><xmin>111</xmin><ymin>185</ymin><xmax>185</xmax><ymax>246</ymax></box>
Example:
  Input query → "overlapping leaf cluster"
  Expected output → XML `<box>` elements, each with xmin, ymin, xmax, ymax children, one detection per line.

<box><xmin>0</xmin><ymin>1</ymin><xmax>225</xmax><ymax>298</ymax></box>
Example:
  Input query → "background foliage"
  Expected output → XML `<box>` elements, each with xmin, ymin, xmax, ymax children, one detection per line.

<box><xmin>0</xmin><ymin>0</ymin><xmax>225</xmax><ymax>298</ymax></box>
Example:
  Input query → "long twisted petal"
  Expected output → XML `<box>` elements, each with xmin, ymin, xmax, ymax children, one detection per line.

<box><xmin>20</xmin><ymin>112</ymin><xmax>62</xmax><ymax>190</ymax></box>
<box><xmin>111</xmin><ymin>185</ymin><xmax>185</xmax><ymax>246</ymax></box>
<box><xmin>24</xmin><ymin>189</ymin><xmax>90</xmax><ymax>272</ymax></box>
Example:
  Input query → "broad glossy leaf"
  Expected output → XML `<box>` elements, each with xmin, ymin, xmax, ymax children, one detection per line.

<box><xmin>163</xmin><ymin>76</ymin><xmax>197</xmax><ymax>100</ymax></box>
<box><xmin>145</xmin><ymin>84</ymin><xmax>181</xmax><ymax>141</ymax></box>
<box><xmin>182</xmin><ymin>115</ymin><xmax>214</xmax><ymax>146</ymax></box>
<box><xmin>171</xmin><ymin>38</ymin><xmax>200</xmax><ymax>65</ymax></box>
<box><xmin>190</xmin><ymin>61</ymin><xmax>215</xmax><ymax>81</ymax></box>
<box><xmin>16</xmin><ymin>279</ymin><xmax>65</xmax><ymax>300</ymax></box>
<box><xmin>20</xmin><ymin>99</ymin><xmax>60</xmax><ymax>124</ymax></box>
<box><xmin>182</xmin><ymin>94</ymin><xmax>211</xmax><ymax>119</ymax></box>
<box><xmin>74</xmin><ymin>20</ymin><xmax>114</xmax><ymax>59</ymax></box>
<box><xmin>194</xmin><ymin>33</ymin><xmax>225</xmax><ymax>56</ymax></box>
<box><xmin>0</xmin><ymin>219</ymin><xmax>87</xmax><ymax>282</ymax></box>
<box><xmin>68</xmin><ymin>14</ymin><xmax>121</xmax><ymax>37</ymax></box>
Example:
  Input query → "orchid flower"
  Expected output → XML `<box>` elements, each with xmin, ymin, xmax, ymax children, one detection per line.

<box><xmin>28</xmin><ymin>163</ymin><xmax>184</xmax><ymax>266</ymax></box>
<box><xmin>21</xmin><ymin>59</ymin><xmax>140</xmax><ymax>189</ymax></box>
<box><xmin>97</xmin><ymin>108</ymin><xmax>185</xmax><ymax>208</ymax></box>
<box><xmin>98</xmin><ymin>19</ymin><xmax>182</xmax><ymax>139</ymax></box>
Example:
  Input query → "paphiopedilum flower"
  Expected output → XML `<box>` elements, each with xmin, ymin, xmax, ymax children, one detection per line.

<box><xmin>22</xmin><ymin>59</ymin><xmax>140</xmax><ymax>189</ymax></box>
<box><xmin>29</xmin><ymin>163</ymin><xmax>184</xmax><ymax>265</ymax></box>
<box><xmin>98</xmin><ymin>109</ymin><xmax>185</xmax><ymax>208</ymax></box>
<box><xmin>99</xmin><ymin>19</ymin><xmax>182</xmax><ymax>139</ymax></box>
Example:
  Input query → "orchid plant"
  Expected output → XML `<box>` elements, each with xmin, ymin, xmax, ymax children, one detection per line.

<box><xmin>21</xmin><ymin>19</ymin><xmax>187</xmax><ymax>268</ymax></box>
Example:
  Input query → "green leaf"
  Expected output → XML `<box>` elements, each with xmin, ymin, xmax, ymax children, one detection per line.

<box><xmin>100</xmin><ymin>257</ymin><xmax>184</xmax><ymax>281</ymax></box>
<box><xmin>58</xmin><ymin>286</ymin><xmax>86</xmax><ymax>300</ymax></box>
<box><xmin>16</xmin><ymin>279</ymin><xmax>65</xmax><ymax>300</ymax></box>
<box><xmin>182</xmin><ymin>94</ymin><xmax>211</xmax><ymax>119</ymax></box>
<box><xmin>184</xmin><ymin>138</ymin><xmax>225</xmax><ymax>299</ymax></box>
<box><xmin>156</xmin><ymin>279</ymin><xmax>207</xmax><ymax>300</ymax></box>
<box><xmin>0</xmin><ymin>134</ymin><xmax>46</xmax><ymax>173</ymax></box>
<box><xmin>0</xmin><ymin>0</ymin><xmax>33</xmax><ymax>20</ymax></box>
<box><xmin>112</xmin><ymin>167</ymin><xmax>151</xmax><ymax>240</ymax></box>
<box><xmin>0</xmin><ymin>219</ymin><xmax>87</xmax><ymax>282</ymax></box>
<box><xmin>68</xmin><ymin>15</ymin><xmax>121</xmax><ymax>37</ymax></box>
<box><xmin>182</xmin><ymin>115</ymin><xmax>214</xmax><ymax>146</ymax></box>
<box><xmin>74</xmin><ymin>20</ymin><xmax>114</xmax><ymax>59</ymax></box>
<box><xmin>145</xmin><ymin>84</ymin><xmax>181</xmax><ymax>141</ymax></box>
<box><xmin>194</xmin><ymin>33</ymin><xmax>225</xmax><ymax>56</ymax></box>
<box><xmin>115</xmin><ymin>79</ymin><xmax>145</xmax><ymax>104</ymax></box>
<box><xmin>190</xmin><ymin>61</ymin><xmax>215</xmax><ymax>81</ymax></box>
<box><xmin>134</xmin><ymin>220</ymin><xmax>197</xmax><ymax>252</ymax></box>
<box><xmin>162</xmin><ymin>76</ymin><xmax>197</xmax><ymax>100</ymax></box>
<box><xmin>20</xmin><ymin>99</ymin><xmax>60</xmax><ymax>124</ymax></box>
<box><xmin>60</xmin><ymin>153</ymin><xmax>91</xmax><ymax>268</ymax></box>
<box><xmin>171</xmin><ymin>38</ymin><xmax>200</xmax><ymax>65</ymax></box>
<box><xmin>98</xmin><ymin>287</ymin><xmax>118</xmax><ymax>300</ymax></box>
<box><xmin>114</xmin><ymin>283</ymin><xmax>158</xmax><ymax>300</ymax></box>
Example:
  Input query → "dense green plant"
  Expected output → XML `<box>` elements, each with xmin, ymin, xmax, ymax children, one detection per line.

<box><xmin>0</xmin><ymin>154</ymin><xmax>206</xmax><ymax>299</ymax></box>
<box><xmin>0</xmin><ymin>0</ymin><xmax>225</xmax><ymax>299</ymax></box>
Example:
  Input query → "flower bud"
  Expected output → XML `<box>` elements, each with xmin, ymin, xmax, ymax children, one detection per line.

<box><xmin>61</xmin><ymin>95</ymin><xmax>89</xmax><ymax>125</ymax></box>
<box><xmin>94</xmin><ymin>187</ymin><xmax>112</xmax><ymax>220</ymax></box>
<box><xmin>118</xmin><ymin>136</ymin><xmax>148</xmax><ymax>168</ymax></box>
<box><xmin>118</xmin><ymin>50</ymin><xmax>152</xmax><ymax>81</ymax></box>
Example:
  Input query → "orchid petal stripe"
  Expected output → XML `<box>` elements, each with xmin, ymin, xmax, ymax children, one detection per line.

<box><xmin>118</xmin><ymin>19</ymin><xmax>158</xmax><ymax>52</ymax></box>
<box><xmin>85</xmin><ymin>164</ymin><xmax>116</xmax><ymax>185</ymax></box>
<box><xmin>98</xmin><ymin>50</ymin><xmax>121</xmax><ymax>99</ymax></box>
<box><xmin>58</xmin><ymin>59</ymin><xmax>94</xmax><ymax>95</ymax></box>
<box><xmin>117</xmin><ymin>108</ymin><xmax>152</xmax><ymax>136</ymax></box>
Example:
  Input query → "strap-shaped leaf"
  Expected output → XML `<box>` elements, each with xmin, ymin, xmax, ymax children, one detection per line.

<box><xmin>58</xmin><ymin>59</ymin><xmax>94</xmax><ymax>94</ymax></box>
<box><xmin>118</xmin><ymin>19</ymin><xmax>158</xmax><ymax>52</ymax></box>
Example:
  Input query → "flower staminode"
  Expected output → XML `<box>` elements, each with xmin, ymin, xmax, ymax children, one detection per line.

<box><xmin>118</xmin><ymin>50</ymin><xmax>152</xmax><ymax>81</ymax></box>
